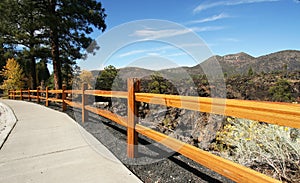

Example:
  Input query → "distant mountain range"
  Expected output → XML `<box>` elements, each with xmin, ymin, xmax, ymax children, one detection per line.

<box><xmin>93</xmin><ymin>50</ymin><xmax>300</xmax><ymax>79</ymax></box>
<box><xmin>205</xmin><ymin>50</ymin><xmax>300</xmax><ymax>75</ymax></box>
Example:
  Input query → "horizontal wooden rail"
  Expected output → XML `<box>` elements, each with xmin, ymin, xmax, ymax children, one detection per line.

<box><xmin>85</xmin><ymin>90</ymin><xmax>128</xmax><ymax>98</ymax></box>
<box><xmin>39</xmin><ymin>96</ymin><xmax>46</xmax><ymax>100</ymax></box>
<box><xmin>47</xmin><ymin>98</ymin><xmax>63</xmax><ymax>103</ymax></box>
<box><xmin>135</xmin><ymin>124</ymin><xmax>280</xmax><ymax>183</ymax></box>
<box><xmin>85</xmin><ymin>105</ymin><xmax>128</xmax><ymax>127</ymax></box>
<box><xmin>135</xmin><ymin>93</ymin><xmax>300</xmax><ymax>129</ymax></box>
<box><xmin>64</xmin><ymin>90</ymin><xmax>82</xmax><ymax>94</ymax></box>
<box><xmin>30</xmin><ymin>96</ymin><xmax>38</xmax><ymax>99</ymax></box>
<box><xmin>48</xmin><ymin>89</ymin><xmax>63</xmax><ymax>94</ymax></box>
<box><xmin>64</xmin><ymin>100</ymin><xmax>81</xmax><ymax>109</ymax></box>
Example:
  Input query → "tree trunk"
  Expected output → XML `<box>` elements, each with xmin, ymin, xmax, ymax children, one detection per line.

<box><xmin>29</xmin><ymin>38</ymin><xmax>37</xmax><ymax>89</ymax></box>
<box><xmin>30</xmin><ymin>55</ymin><xmax>37</xmax><ymax>89</ymax></box>
<box><xmin>50</xmin><ymin>29</ymin><xmax>62</xmax><ymax>90</ymax></box>
<box><xmin>49</xmin><ymin>0</ymin><xmax>62</xmax><ymax>90</ymax></box>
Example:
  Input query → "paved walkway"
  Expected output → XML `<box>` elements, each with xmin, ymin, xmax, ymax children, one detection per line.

<box><xmin>0</xmin><ymin>100</ymin><xmax>142</xmax><ymax>183</ymax></box>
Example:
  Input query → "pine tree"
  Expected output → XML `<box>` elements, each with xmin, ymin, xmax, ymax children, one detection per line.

<box><xmin>247</xmin><ymin>67</ymin><xmax>254</xmax><ymax>76</ymax></box>
<box><xmin>0</xmin><ymin>0</ymin><xmax>19</xmax><ymax>84</ymax></box>
<box><xmin>36</xmin><ymin>60</ymin><xmax>50</xmax><ymax>86</ymax></box>
<box><xmin>0</xmin><ymin>0</ymin><xmax>51</xmax><ymax>89</ymax></box>
<box><xmin>95</xmin><ymin>65</ymin><xmax>122</xmax><ymax>90</ymax></box>
<box><xmin>45</xmin><ymin>0</ymin><xmax>106</xmax><ymax>90</ymax></box>
<box><xmin>0</xmin><ymin>58</ymin><xmax>25</xmax><ymax>90</ymax></box>
<box><xmin>0</xmin><ymin>0</ymin><xmax>107</xmax><ymax>90</ymax></box>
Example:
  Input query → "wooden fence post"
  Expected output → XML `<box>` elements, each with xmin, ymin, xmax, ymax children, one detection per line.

<box><xmin>13</xmin><ymin>89</ymin><xmax>15</xmax><ymax>100</ymax></box>
<box><xmin>20</xmin><ymin>89</ymin><xmax>23</xmax><ymax>100</ymax></box>
<box><xmin>45</xmin><ymin>87</ymin><xmax>49</xmax><ymax>107</ymax></box>
<box><xmin>28</xmin><ymin>88</ymin><xmax>31</xmax><ymax>101</ymax></box>
<box><xmin>82</xmin><ymin>83</ymin><xmax>88</xmax><ymax>123</ymax></box>
<box><xmin>37</xmin><ymin>87</ymin><xmax>40</xmax><ymax>103</ymax></box>
<box><xmin>127</xmin><ymin>78</ymin><xmax>140</xmax><ymax>158</ymax></box>
<box><xmin>62</xmin><ymin>85</ymin><xmax>67</xmax><ymax>111</ymax></box>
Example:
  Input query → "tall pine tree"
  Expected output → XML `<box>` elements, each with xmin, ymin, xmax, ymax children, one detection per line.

<box><xmin>45</xmin><ymin>0</ymin><xmax>106</xmax><ymax>89</ymax></box>
<box><xmin>0</xmin><ymin>0</ymin><xmax>106</xmax><ymax>90</ymax></box>
<box><xmin>0</xmin><ymin>0</ymin><xmax>19</xmax><ymax>83</ymax></box>
<box><xmin>0</xmin><ymin>0</ymin><xmax>50</xmax><ymax>89</ymax></box>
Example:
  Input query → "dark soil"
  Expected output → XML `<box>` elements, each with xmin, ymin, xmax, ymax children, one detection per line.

<box><xmin>46</xmin><ymin>102</ymin><xmax>234</xmax><ymax>183</ymax></box>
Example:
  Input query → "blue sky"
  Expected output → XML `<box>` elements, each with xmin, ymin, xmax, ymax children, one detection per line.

<box><xmin>78</xmin><ymin>0</ymin><xmax>300</xmax><ymax>70</ymax></box>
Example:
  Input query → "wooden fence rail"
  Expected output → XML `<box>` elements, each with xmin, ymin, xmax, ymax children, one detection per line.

<box><xmin>7</xmin><ymin>78</ymin><xmax>300</xmax><ymax>183</ymax></box>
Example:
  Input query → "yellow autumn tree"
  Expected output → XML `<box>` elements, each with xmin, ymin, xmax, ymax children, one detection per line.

<box><xmin>79</xmin><ymin>70</ymin><xmax>95</xmax><ymax>89</ymax></box>
<box><xmin>0</xmin><ymin>58</ymin><xmax>25</xmax><ymax>90</ymax></box>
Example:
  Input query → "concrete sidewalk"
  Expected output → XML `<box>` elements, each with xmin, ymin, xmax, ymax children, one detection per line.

<box><xmin>0</xmin><ymin>100</ymin><xmax>142</xmax><ymax>183</ymax></box>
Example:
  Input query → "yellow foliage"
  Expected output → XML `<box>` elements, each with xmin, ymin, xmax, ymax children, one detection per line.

<box><xmin>79</xmin><ymin>70</ymin><xmax>95</xmax><ymax>89</ymax></box>
<box><xmin>0</xmin><ymin>58</ymin><xmax>25</xmax><ymax>90</ymax></box>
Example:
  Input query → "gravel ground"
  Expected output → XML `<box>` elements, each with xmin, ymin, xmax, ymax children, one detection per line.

<box><xmin>40</xmin><ymin>102</ymin><xmax>234</xmax><ymax>183</ymax></box>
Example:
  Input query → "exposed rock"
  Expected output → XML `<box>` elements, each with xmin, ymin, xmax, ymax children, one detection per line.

<box><xmin>197</xmin><ymin>114</ymin><xmax>224</xmax><ymax>150</ymax></box>
<box><xmin>138</xmin><ymin>104</ymin><xmax>224</xmax><ymax>150</ymax></box>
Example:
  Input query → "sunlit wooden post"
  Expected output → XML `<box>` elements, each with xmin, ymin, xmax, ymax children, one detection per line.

<box><xmin>37</xmin><ymin>87</ymin><xmax>40</xmax><ymax>103</ymax></box>
<box><xmin>82</xmin><ymin>83</ymin><xmax>88</xmax><ymax>123</ymax></box>
<box><xmin>28</xmin><ymin>88</ymin><xmax>31</xmax><ymax>101</ymax></box>
<box><xmin>45</xmin><ymin>87</ymin><xmax>49</xmax><ymax>106</ymax></box>
<box><xmin>13</xmin><ymin>89</ymin><xmax>16</xmax><ymax>100</ymax></box>
<box><xmin>127</xmin><ymin>78</ymin><xmax>140</xmax><ymax>158</ymax></box>
<box><xmin>20</xmin><ymin>89</ymin><xmax>23</xmax><ymax>100</ymax></box>
<box><xmin>62</xmin><ymin>85</ymin><xmax>67</xmax><ymax>111</ymax></box>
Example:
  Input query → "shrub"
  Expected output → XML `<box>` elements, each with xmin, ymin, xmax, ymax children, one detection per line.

<box><xmin>148</xmin><ymin>72</ymin><xmax>168</xmax><ymax>94</ymax></box>
<box><xmin>214</xmin><ymin>117</ymin><xmax>300</xmax><ymax>182</ymax></box>
<box><xmin>269</xmin><ymin>79</ymin><xmax>294</xmax><ymax>102</ymax></box>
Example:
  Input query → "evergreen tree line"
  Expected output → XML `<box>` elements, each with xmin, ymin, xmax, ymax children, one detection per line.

<box><xmin>0</xmin><ymin>0</ymin><xmax>106</xmax><ymax>90</ymax></box>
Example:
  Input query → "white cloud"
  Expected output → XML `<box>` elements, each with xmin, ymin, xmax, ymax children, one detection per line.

<box><xmin>117</xmin><ymin>46</ymin><xmax>169</xmax><ymax>58</ymax></box>
<box><xmin>131</xmin><ymin>28</ymin><xmax>192</xmax><ymax>39</ymax></box>
<box><xmin>118</xmin><ymin>50</ymin><xmax>148</xmax><ymax>58</ymax></box>
<box><xmin>130</xmin><ymin>24</ymin><xmax>225</xmax><ymax>41</ymax></box>
<box><xmin>191</xmin><ymin>26</ymin><xmax>225</xmax><ymax>32</ymax></box>
<box><xmin>117</xmin><ymin>41</ymin><xmax>212</xmax><ymax>59</ymax></box>
<box><xmin>187</xmin><ymin>13</ymin><xmax>230</xmax><ymax>25</ymax></box>
<box><xmin>193</xmin><ymin>1</ymin><xmax>224</xmax><ymax>14</ymax></box>
<box><xmin>193</xmin><ymin>0</ymin><xmax>279</xmax><ymax>13</ymax></box>
<box><xmin>147</xmin><ymin>52</ymin><xmax>161</xmax><ymax>56</ymax></box>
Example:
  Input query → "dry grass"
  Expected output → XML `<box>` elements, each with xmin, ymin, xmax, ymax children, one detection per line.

<box><xmin>213</xmin><ymin>117</ymin><xmax>300</xmax><ymax>182</ymax></box>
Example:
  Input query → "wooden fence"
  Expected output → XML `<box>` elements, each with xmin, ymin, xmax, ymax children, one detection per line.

<box><xmin>8</xmin><ymin>78</ymin><xmax>300</xmax><ymax>183</ymax></box>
